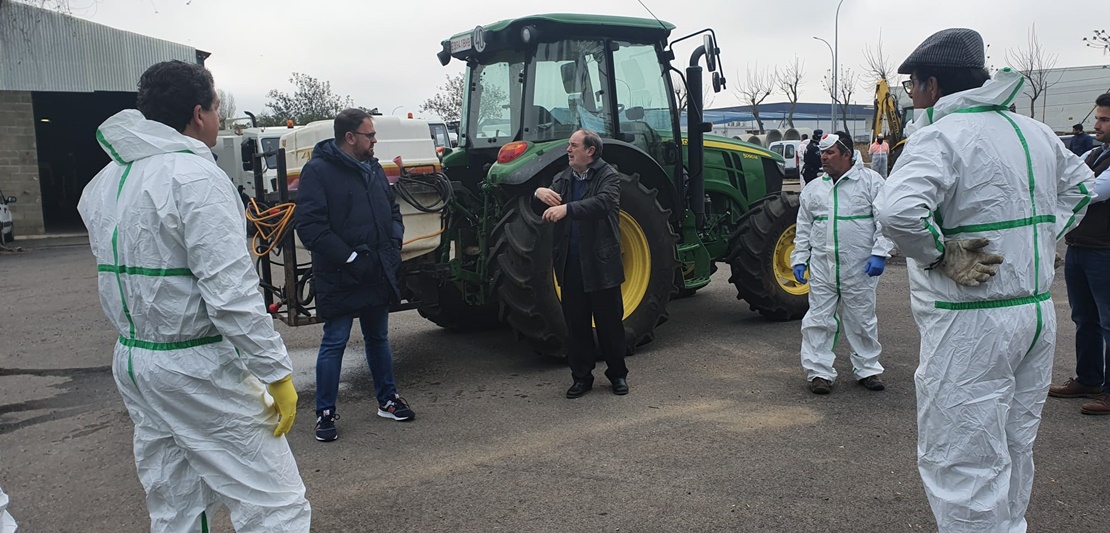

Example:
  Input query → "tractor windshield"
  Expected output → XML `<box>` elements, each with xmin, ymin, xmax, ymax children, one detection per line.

<box><xmin>464</xmin><ymin>52</ymin><xmax>524</xmax><ymax>148</ymax></box>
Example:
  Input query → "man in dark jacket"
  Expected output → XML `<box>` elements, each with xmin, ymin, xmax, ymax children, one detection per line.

<box><xmin>533</xmin><ymin>129</ymin><xmax>629</xmax><ymax>398</ymax></box>
<box><xmin>802</xmin><ymin>128</ymin><xmax>823</xmax><ymax>184</ymax></box>
<box><xmin>294</xmin><ymin>108</ymin><xmax>414</xmax><ymax>442</ymax></box>
<box><xmin>1069</xmin><ymin>123</ymin><xmax>1096</xmax><ymax>157</ymax></box>
<box><xmin>1052</xmin><ymin>94</ymin><xmax>1110</xmax><ymax>415</ymax></box>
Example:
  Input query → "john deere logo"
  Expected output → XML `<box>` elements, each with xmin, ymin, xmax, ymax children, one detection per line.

<box><xmin>473</xmin><ymin>26</ymin><xmax>486</xmax><ymax>53</ymax></box>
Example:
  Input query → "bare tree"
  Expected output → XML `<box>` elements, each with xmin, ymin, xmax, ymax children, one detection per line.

<box><xmin>862</xmin><ymin>34</ymin><xmax>897</xmax><ymax>84</ymax></box>
<box><xmin>776</xmin><ymin>56</ymin><xmax>805</xmax><ymax>128</ymax></box>
<box><xmin>670</xmin><ymin>71</ymin><xmax>715</xmax><ymax>114</ymax></box>
<box><xmin>734</xmin><ymin>64</ymin><xmax>775</xmax><ymax>134</ymax></box>
<box><xmin>1007</xmin><ymin>24</ymin><xmax>1060</xmax><ymax>119</ymax></box>
<box><xmin>837</xmin><ymin>68</ymin><xmax>860</xmax><ymax>135</ymax></box>
<box><xmin>217</xmin><ymin>89</ymin><xmax>237</xmax><ymax>129</ymax></box>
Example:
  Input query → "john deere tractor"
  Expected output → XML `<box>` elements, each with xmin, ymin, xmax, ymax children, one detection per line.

<box><xmin>402</xmin><ymin>14</ymin><xmax>807</xmax><ymax>357</ymax></box>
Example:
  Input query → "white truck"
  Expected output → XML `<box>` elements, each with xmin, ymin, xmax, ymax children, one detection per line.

<box><xmin>212</xmin><ymin>124</ymin><xmax>299</xmax><ymax>194</ymax></box>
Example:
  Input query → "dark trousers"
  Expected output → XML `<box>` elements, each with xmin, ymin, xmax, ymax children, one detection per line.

<box><xmin>560</xmin><ymin>254</ymin><xmax>628</xmax><ymax>383</ymax></box>
<box><xmin>1065</xmin><ymin>246</ymin><xmax>1110</xmax><ymax>393</ymax></box>
<box><xmin>315</xmin><ymin>305</ymin><xmax>398</xmax><ymax>412</ymax></box>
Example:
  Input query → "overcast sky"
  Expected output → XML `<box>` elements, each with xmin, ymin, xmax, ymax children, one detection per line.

<box><xmin>65</xmin><ymin>0</ymin><xmax>1107</xmax><ymax>120</ymax></box>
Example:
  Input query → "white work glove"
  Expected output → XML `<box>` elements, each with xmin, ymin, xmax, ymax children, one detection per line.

<box><xmin>935</xmin><ymin>238</ymin><xmax>1004</xmax><ymax>286</ymax></box>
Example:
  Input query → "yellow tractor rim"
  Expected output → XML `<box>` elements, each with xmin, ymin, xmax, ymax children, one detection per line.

<box><xmin>553</xmin><ymin>210</ymin><xmax>650</xmax><ymax>322</ymax></box>
<box><xmin>618</xmin><ymin>210</ymin><xmax>650</xmax><ymax>320</ymax></box>
<box><xmin>774</xmin><ymin>224</ymin><xmax>809</xmax><ymax>296</ymax></box>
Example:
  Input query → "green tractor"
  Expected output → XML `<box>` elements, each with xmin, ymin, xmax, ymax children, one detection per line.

<box><xmin>405</xmin><ymin>14</ymin><xmax>807</xmax><ymax>357</ymax></box>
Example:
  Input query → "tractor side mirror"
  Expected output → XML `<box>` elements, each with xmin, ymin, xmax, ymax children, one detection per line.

<box><xmin>241</xmin><ymin>137</ymin><xmax>257</xmax><ymax>171</ymax></box>
<box><xmin>703</xmin><ymin>34</ymin><xmax>717</xmax><ymax>72</ymax></box>
<box><xmin>625</xmin><ymin>106</ymin><xmax>645</xmax><ymax>120</ymax></box>
<box><xmin>5</xmin><ymin>196</ymin><xmax>15</xmax><ymax>203</ymax></box>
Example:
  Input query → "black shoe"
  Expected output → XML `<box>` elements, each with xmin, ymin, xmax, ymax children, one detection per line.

<box><xmin>378</xmin><ymin>395</ymin><xmax>415</xmax><ymax>421</ymax></box>
<box><xmin>809</xmin><ymin>377</ymin><xmax>832</xmax><ymax>395</ymax></box>
<box><xmin>315</xmin><ymin>409</ymin><xmax>339</xmax><ymax>442</ymax></box>
<box><xmin>858</xmin><ymin>375</ymin><xmax>885</xmax><ymax>391</ymax></box>
<box><xmin>566</xmin><ymin>381</ymin><xmax>593</xmax><ymax>399</ymax></box>
<box><xmin>611</xmin><ymin>378</ymin><xmax>629</xmax><ymax>395</ymax></box>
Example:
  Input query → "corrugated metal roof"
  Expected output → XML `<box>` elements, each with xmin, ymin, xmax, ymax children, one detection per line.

<box><xmin>0</xmin><ymin>1</ymin><xmax>204</xmax><ymax>92</ymax></box>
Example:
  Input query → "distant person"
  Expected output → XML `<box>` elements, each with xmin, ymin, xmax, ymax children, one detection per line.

<box><xmin>533</xmin><ymin>129</ymin><xmax>629</xmax><ymax>398</ymax></box>
<box><xmin>78</xmin><ymin>60</ymin><xmax>310</xmax><ymax>531</ymax></box>
<box><xmin>802</xmin><ymin>129</ymin><xmax>823</xmax><ymax>184</ymax></box>
<box><xmin>792</xmin><ymin>132</ymin><xmax>892</xmax><ymax>395</ymax></box>
<box><xmin>879</xmin><ymin>28</ymin><xmax>1093</xmax><ymax>532</ymax></box>
<box><xmin>1069</xmin><ymin>123</ymin><xmax>1096</xmax><ymax>157</ymax></box>
<box><xmin>295</xmin><ymin>108</ymin><xmax>415</xmax><ymax>443</ymax></box>
<box><xmin>869</xmin><ymin>134</ymin><xmax>889</xmax><ymax>178</ymax></box>
<box><xmin>1052</xmin><ymin>94</ymin><xmax>1110</xmax><ymax>415</ymax></box>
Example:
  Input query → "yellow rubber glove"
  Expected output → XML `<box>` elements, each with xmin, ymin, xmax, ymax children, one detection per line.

<box><xmin>266</xmin><ymin>375</ymin><xmax>298</xmax><ymax>437</ymax></box>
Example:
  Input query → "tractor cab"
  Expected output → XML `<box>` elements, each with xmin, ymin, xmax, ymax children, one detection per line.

<box><xmin>438</xmin><ymin>15</ymin><xmax>699</xmax><ymax>183</ymax></box>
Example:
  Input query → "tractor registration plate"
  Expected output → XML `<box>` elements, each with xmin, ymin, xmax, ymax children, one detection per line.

<box><xmin>450</xmin><ymin>35</ymin><xmax>472</xmax><ymax>53</ymax></box>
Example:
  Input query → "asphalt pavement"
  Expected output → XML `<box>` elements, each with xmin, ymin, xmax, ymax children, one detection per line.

<box><xmin>0</xmin><ymin>238</ymin><xmax>1105</xmax><ymax>532</ymax></box>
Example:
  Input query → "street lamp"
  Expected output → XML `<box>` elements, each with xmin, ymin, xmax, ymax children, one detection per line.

<box><xmin>392</xmin><ymin>105</ymin><xmax>404</xmax><ymax>115</ymax></box>
<box><xmin>833</xmin><ymin>0</ymin><xmax>845</xmax><ymax>131</ymax></box>
<box><xmin>813</xmin><ymin>36</ymin><xmax>834</xmax><ymax>132</ymax></box>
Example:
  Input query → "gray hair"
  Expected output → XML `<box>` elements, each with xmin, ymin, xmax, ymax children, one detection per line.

<box><xmin>579</xmin><ymin>129</ymin><xmax>603</xmax><ymax>160</ymax></box>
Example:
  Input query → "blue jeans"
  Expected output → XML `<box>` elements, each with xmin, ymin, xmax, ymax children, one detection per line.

<box><xmin>1065</xmin><ymin>246</ymin><xmax>1110</xmax><ymax>393</ymax></box>
<box><xmin>315</xmin><ymin>305</ymin><xmax>397</xmax><ymax>413</ymax></box>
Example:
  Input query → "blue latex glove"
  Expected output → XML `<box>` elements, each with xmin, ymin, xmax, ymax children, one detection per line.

<box><xmin>864</xmin><ymin>255</ymin><xmax>886</xmax><ymax>277</ymax></box>
<box><xmin>793</xmin><ymin>264</ymin><xmax>808</xmax><ymax>284</ymax></box>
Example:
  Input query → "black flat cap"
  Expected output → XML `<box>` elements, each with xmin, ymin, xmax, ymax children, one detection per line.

<box><xmin>897</xmin><ymin>28</ymin><xmax>985</xmax><ymax>74</ymax></box>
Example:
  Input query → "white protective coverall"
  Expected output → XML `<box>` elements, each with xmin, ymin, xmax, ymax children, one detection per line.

<box><xmin>77</xmin><ymin>110</ymin><xmax>311</xmax><ymax>533</ymax></box>
<box><xmin>878</xmin><ymin>68</ymin><xmax>1094</xmax><ymax>533</ymax></box>
<box><xmin>0</xmin><ymin>485</ymin><xmax>16</xmax><ymax>532</ymax></box>
<box><xmin>791</xmin><ymin>156</ymin><xmax>893</xmax><ymax>383</ymax></box>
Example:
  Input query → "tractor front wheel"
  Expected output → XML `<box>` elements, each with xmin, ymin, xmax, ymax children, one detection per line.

<box><xmin>727</xmin><ymin>191</ymin><xmax>809</xmax><ymax>320</ymax></box>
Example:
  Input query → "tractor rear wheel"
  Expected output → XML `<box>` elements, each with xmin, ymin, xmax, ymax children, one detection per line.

<box><xmin>727</xmin><ymin>191</ymin><xmax>809</xmax><ymax>320</ymax></box>
<box><xmin>492</xmin><ymin>172</ymin><xmax>679</xmax><ymax>358</ymax></box>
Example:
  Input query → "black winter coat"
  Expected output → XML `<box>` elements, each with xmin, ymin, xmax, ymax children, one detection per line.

<box><xmin>294</xmin><ymin>139</ymin><xmax>404</xmax><ymax>318</ymax></box>
<box><xmin>538</xmin><ymin>158</ymin><xmax>625</xmax><ymax>292</ymax></box>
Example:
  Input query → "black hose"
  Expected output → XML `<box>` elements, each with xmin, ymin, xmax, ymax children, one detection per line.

<box><xmin>395</xmin><ymin>171</ymin><xmax>453</xmax><ymax>213</ymax></box>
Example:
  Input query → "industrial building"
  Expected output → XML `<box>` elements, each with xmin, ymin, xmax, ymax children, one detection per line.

<box><xmin>0</xmin><ymin>1</ymin><xmax>207</xmax><ymax>237</ymax></box>
<box><xmin>1030</xmin><ymin>64</ymin><xmax>1110</xmax><ymax>133</ymax></box>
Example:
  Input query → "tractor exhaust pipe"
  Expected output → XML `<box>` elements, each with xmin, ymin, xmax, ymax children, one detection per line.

<box><xmin>686</xmin><ymin>47</ymin><xmax>712</xmax><ymax>231</ymax></box>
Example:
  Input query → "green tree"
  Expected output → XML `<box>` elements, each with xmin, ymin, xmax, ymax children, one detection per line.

<box><xmin>265</xmin><ymin>72</ymin><xmax>355</xmax><ymax>125</ymax></box>
<box><xmin>420</xmin><ymin>73</ymin><xmax>464</xmax><ymax>122</ymax></box>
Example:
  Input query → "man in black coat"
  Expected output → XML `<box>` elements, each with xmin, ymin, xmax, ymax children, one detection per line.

<box><xmin>1069</xmin><ymin>123</ymin><xmax>1096</xmax><ymax>157</ymax></box>
<box><xmin>533</xmin><ymin>129</ymin><xmax>629</xmax><ymax>398</ymax></box>
<box><xmin>294</xmin><ymin>108</ymin><xmax>414</xmax><ymax>442</ymax></box>
<box><xmin>802</xmin><ymin>128</ymin><xmax>823</xmax><ymax>184</ymax></box>
<box><xmin>1052</xmin><ymin>95</ymin><xmax>1110</xmax><ymax>415</ymax></box>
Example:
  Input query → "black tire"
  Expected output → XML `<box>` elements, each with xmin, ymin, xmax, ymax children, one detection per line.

<box><xmin>727</xmin><ymin>191</ymin><xmax>809</xmax><ymax>320</ymax></box>
<box><xmin>492</xmin><ymin>172</ymin><xmax>679</xmax><ymax>358</ymax></box>
<box><xmin>405</xmin><ymin>271</ymin><xmax>502</xmax><ymax>330</ymax></box>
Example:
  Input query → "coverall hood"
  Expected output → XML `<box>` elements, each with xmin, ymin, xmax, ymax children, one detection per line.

<box><xmin>96</xmin><ymin>109</ymin><xmax>215</xmax><ymax>165</ymax></box>
<box><xmin>904</xmin><ymin>68</ymin><xmax>1024</xmax><ymax>138</ymax></box>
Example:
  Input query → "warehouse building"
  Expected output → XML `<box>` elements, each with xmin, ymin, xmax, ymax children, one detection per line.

<box><xmin>0</xmin><ymin>1</ymin><xmax>207</xmax><ymax>237</ymax></box>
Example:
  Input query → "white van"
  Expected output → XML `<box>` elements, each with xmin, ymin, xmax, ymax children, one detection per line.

<box><xmin>768</xmin><ymin>140</ymin><xmax>804</xmax><ymax>179</ymax></box>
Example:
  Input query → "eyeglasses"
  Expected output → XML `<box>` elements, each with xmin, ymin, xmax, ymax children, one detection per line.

<box><xmin>350</xmin><ymin>130</ymin><xmax>376</xmax><ymax>140</ymax></box>
<box><xmin>902</xmin><ymin>79</ymin><xmax>915</xmax><ymax>95</ymax></box>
